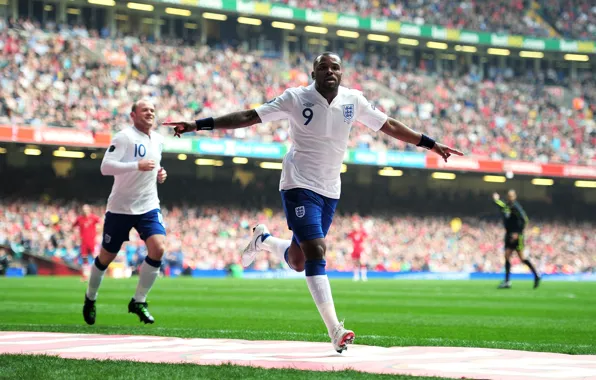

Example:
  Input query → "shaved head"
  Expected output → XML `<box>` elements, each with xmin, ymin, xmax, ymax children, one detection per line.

<box><xmin>312</xmin><ymin>52</ymin><xmax>343</xmax><ymax>97</ymax></box>
<box><xmin>313</xmin><ymin>52</ymin><xmax>342</xmax><ymax>70</ymax></box>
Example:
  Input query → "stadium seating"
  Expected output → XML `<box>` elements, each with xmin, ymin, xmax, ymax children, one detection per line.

<box><xmin>269</xmin><ymin>0</ymin><xmax>596</xmax><ymax>40</ymax></box>
<box><xmin>0</xmin><ymin>22</ymin><xmax>594</xmax><ymax>276</ymax></box>
<box><xmin>270</xmin><ymin>0</ymin><xmax>551</xmax><ymax>37</ymax></box>
<box><xmin>0</xmin><ymin>23</ymin><xmax>594</xmax><ymax>165</ymax></box>
<box><xmin>0</xmin><ymin>202</ymin><xmax>593</xmax><ymax>274</ymax></box>
<box><xmin>538</xmin><ymin>0</ymin><xmax>596</xmax><ymax>40</ymax></box>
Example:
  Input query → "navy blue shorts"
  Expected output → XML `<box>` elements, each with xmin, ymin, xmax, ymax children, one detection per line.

<box><xmin>280</xmin><ymin>188</ymin><xmax>339</xmax><ymax>244</ymax></box>
<box><xmin>101</xmin><ymin>208</ymin><xmax>166</xmax><ymax>254</ymax></box>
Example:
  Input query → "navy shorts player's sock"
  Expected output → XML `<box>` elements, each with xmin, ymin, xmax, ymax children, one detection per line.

<box><xmin>505</xmin><ymin>259</ymin><xmax>511</xmax><ymax>282</ymax></box>
<box><xmin>305</xmin><ymin>259</ymin><xmax>326</xmax><ymax>276</ymax></box>
<box><xmin>304</xmin><ymin>259</ymin><xmax>340</xmax><ymax>335</ymax></box>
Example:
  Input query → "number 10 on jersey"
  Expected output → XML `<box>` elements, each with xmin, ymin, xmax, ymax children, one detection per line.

<box><xmin>134</xmin><ymin>144</ymin><xmax>146</xmax><ymax>158</ymax></box>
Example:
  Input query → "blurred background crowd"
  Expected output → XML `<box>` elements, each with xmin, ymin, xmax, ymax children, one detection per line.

<box><xmin>0</xmin><ymin>2</ymin><xmax>595</xmax><ymax>277</ymax></box>
<box><xmin>1</xmin><ymin>201</ymin><xmax>594</xmax><ymax>275</ymax></box>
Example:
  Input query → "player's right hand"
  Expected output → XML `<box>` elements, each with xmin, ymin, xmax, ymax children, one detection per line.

<box><xmin>493</xmin><ymin>192</ymin><xmax>500</xmax><ymax>201</ymax></box>
<box><xmin>162</xmin><ymin>121</ymin><xmax>196</xmax><ymax>138</ymax></box>
<box><xmin>138</xmin><ymin>159</ymin><xmax>156</xmax><ymax>171</ymax></box>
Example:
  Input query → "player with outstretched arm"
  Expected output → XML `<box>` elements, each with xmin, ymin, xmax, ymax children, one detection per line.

<box><xmin>165</xmin><ymin>52</ymin><xmax>463</xmax><ymax>353</ymax></box>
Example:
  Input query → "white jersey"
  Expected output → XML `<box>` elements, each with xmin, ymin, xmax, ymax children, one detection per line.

<box><xmin>101</xmin><ymin>126</ymin><xmax>164</xmax><ymax>215</ymax></box>
<box><xmin>255</xmin><ymin>83</ymin><xmax>388</xmax><ymax>199</ymax></box>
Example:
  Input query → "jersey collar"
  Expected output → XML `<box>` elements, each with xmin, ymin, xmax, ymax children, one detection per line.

<box><xmin>132</xmin><ymin>125</ymin><xmax>152</xmax><ymax>139</ymax></box>
<box><xmin>308</xmin><ymin>82</ymin><xmax>342</xmax><ymax>107</ymax></box>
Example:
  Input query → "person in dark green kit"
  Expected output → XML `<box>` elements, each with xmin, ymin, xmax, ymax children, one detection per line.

<box><xmin>493</xmin><ymin>190</ymin><xmax>541</xmax><ymax>289</ymax></box>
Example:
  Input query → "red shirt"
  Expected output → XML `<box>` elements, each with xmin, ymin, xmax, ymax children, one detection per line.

<box><xmin>348</xmin><ymin>230</ymin><xmax>367</xmax><ymax>254</ymax></box>
<box><xmin>74</xmin><ymin>214</ymin><xmax>101</xmax><ymax>243</ymax></box>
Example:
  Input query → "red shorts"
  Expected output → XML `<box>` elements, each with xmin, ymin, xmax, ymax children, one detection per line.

<box><xmin>351</xmin><ymin>251</ymin><xmax>362</xmax><ymax>260</ymax></box>
<box><xmin>80</xmin><ymin>241</ymin><xmax>96</xmax><ymax>257</ymax></box>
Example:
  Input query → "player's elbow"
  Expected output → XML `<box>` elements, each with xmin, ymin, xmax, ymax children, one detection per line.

<box><xmin>244</xmin><ymin>109</ymin><xmax>261</xmax><ymax>127</ymax></box>
<box><xmin>100</xmin><ymin>162</ymin><xmax>112</xmax><ymax>176</ymax></box>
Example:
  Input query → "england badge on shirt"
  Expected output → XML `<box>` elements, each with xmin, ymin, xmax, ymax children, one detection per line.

<box><xmin>342</xmin><ymin>104</ymin><xmax>354</xmax><ymax>123</ymax></box>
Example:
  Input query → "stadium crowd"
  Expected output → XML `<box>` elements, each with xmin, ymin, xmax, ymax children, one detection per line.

<box><xmin>0</xmin><ymin>22</ymin><xmax>594</xmax><ymax>165</ymax></box>
<box><xmin>271</xmin><ymin>0</ymin><xmax>596</xmax><ymax>40</ymax></box>
<box><xmin>538</xmin><ymin>0</ymin><xmax>596</xmax><ymax>40</ymax></box>
<box><xmin>273</xmin><ymin>0</ymin><xmax>551</xmax><ymax>37</ymax></box>
<box><xmin>0</xmin><ymin>202</ymin><xmax>594</xmax><ymax>275</ymax></box>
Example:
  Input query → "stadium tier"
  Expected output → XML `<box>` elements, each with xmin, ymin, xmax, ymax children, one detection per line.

<box><xmin>271</xmin><ymin>0</ymin><xmax>553</xmax><ymax>38</ymax></box>
<box><xmin>0</xmin><ymin>23</ymin><xmax>595</xmax><ymax>168</ymax></box>
<box><xmin>268</xmin><ymin>0</ymin><xmax>596</xmax><ymax>40</ymax></box>
<box><xmin>0</xmin><ymin>15</ymin><xmax>595</xmax><ymax>278</ymax></box>
<box><xmin>538</xmin><ymin>0</ymin><xmax>596</xmax><ymax>40</ymax></box>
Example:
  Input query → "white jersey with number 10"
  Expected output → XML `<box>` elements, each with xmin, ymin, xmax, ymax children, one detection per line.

<box><xmin>255</xmin><ymin>83</ymin><xmax>388</xmax><ymax>199</ymax></box>
<box><xmin>101</xmin><ymin>126</ymin><xmax>164</xmax><ymax>215</ymax></box>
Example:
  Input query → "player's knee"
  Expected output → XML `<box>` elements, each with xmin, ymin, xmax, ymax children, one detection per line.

<box><xmin>146</xmin><ymin>235</ymin><xmax>166</xmax><ymax>260</ymax></box>
<box><xmin>98</xmin><ymin>248</ymin><xmax>117</xmax><ymax>267</ymax></box>
<box><xmin>300</xmin><ymin>239</ymin><xmax>326</xmax><ymax>261</ymax></box>
<box><xmin>149</xmin><ymin>244</ymin><xmax>165</xmax><ymax>260</ymax></box>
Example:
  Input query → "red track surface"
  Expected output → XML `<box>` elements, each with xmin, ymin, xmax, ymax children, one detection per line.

<box><xmin>1</xmin><ymin>332</ymin><xmax>595</xmax><ymax>379</ymax></box>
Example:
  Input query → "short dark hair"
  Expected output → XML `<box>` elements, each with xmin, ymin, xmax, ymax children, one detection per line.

<box><xmin>313</xmin><ymin>52</ymin><xmax>342</xmax><ymax>70</ymax></box>
<box><xmin>131</xmin><ymin>99</ymin><xmax>154</xmax><ymax>113</ymax></box>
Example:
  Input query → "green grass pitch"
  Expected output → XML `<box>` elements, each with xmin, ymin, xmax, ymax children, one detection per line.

<box><xmin>0</xmin><ymin>277</ymin><xmax>594</xmax><ymax>379</ymax></box>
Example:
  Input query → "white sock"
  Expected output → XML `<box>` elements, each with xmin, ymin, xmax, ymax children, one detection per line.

<box><xmin>306</xmin><ymin>275</ymin><xmax>340</xmax><ymax>336</ymax></box>
<box><xmin>261</xmin><ymin>235</ymin><xmax>291</xmax><ymax>261</ymax></box>
<box><xmin>134</xmin><ymin>260</ymin><xmax>160</xmax><ymax>303</ymax></box>
<box><xmin>86</xmin><ymin>262</ymin><xmax>107</xmax><ymax>301</ymax></box>
<box><xmin>353</xmin><ymin>269</ymin><xmax>360</xmax><ymax>280</ymax></box>
<box><xmin>361</xmin><ymin>266</ymin><xmax>367</xmax><ymax>280</ymax></box>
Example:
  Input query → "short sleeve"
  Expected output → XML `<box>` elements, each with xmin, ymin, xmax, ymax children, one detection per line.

<box><xmin>255</xmin><ymin>90</ymin><xmax>293</xmax><ymax>123</ymax></box>
<box><xmin>356</xmin><ymin>93</ymin><xmax>388</xmax><ymax>132</ymax></box>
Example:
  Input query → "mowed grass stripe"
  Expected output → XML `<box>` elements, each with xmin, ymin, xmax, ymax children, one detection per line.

<box><xmin>1</xmin><ymin>299</ymin><xmax>593</xmax><ymax>330</ymax></box>
<box><xmin>0</xmin><ymin>354</ymin><xmax>452</xmax><ymax>380</ymax></box>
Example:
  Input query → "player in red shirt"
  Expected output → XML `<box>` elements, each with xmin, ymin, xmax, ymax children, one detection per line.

<box><xmin>73</xmin><ymin>204</ymin><xmax>101</xmax><ymax>280</ymax></box>
<box><xmin>348</xmin><ymin>220</ymin><xmax>368</xmax><ymax>281</ymax></box>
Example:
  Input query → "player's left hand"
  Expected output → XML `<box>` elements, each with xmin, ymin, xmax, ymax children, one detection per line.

<box><xmin>432</xmin><ymin>143</ymin><xmax>464</xmax><ymax>162</ymax></box>
<box><xmin>511</xmin><ymin>233</ymin><xmax>519</xmax><ymax>241</ymax></box>
<box><xmin>157</xmin><ymin>167</ymin><xmax>167</xmax><ymax>184</ymax></box>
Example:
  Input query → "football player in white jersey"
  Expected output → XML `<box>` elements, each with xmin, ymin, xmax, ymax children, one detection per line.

<box><xmin>165</xmin><ymin>52</ymin><xmax>462</xmax><ymax>353</ymax></box>
<box><xmin>83</xmin><ymin>99</ymin><xmax>168</xmax><ymax>326</ymax></box>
